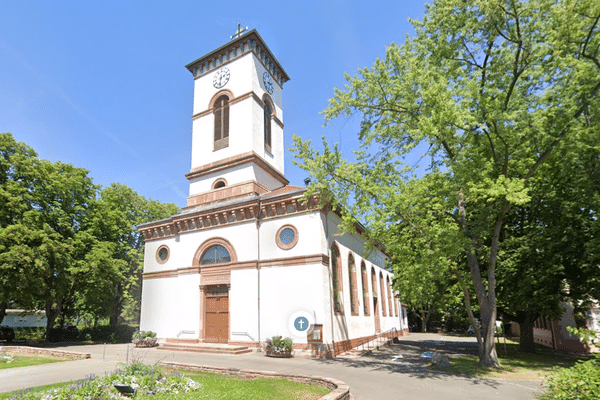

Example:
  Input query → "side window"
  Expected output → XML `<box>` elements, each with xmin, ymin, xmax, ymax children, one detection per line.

<box><xmin>348</xmin><ymin>253</ymin><xmax>359</xmax><ymax>316</ymax></box>
<box><xmin>361</xmin><ymin>262</ymin><xmax>370</xmax><ymax>316</ymax></box>
<box><xmin>263</xmin><ymin>100</ymin><xmax>272</xmax><ymax>152</ymax></box>
<box><xmin>214</xmin><ymin>95</ymin><xmax>229</xmax><ymax>150</ymax></box>
<box><xmin>379</xmin><ymin>272</ymin><xmax>387</xmax><ymax>317</ymax></box>
<box><xmin>332</xmin><ymin>244</ymin><xmax>344</xmax><ymax>315</ymax></box>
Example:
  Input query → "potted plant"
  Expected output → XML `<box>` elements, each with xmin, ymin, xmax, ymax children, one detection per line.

<box><xmin>132</xmin><ymin>330</ymin><xmax>158</xmax><ymax>348</ymax></box>
<box><xmin>264</xmin><ymin>335</ymin><xmax>293</xmax><ymax>358</ymax></box>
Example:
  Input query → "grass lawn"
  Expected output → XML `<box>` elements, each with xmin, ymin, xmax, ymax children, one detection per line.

<box><xmin>0</xmin><ymin>353</ymin><xmax>75</xmax><ymax>370</ymax></box>
<box><xmin>431</xmin><ymin>340</ymin><xmax>579</xmax><ymax>381</ymax></box>
<box><xmin>0</xmin><ymin>365</ymin><xmax>331</xmax><ymax>400</ymax></box>
<box><xmin>176</xmin><ymin>370</ymin><xmax>331</xmax><ymax>400</ymax></box>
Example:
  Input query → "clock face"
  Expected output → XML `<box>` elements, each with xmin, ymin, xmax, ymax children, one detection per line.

<box><xmin>263</xmin><ymin>71</ymin><xmax>274</xmax><ymax>94</ymax></box>
<box><xmin>213</xmin><ymin>67</ymin><xmax>230</xmax><ymax>89</ymax></box>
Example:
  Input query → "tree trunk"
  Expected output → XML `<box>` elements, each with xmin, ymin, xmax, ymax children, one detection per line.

<box><xmin>519</xmin><ymin>313</ymin><xmax>537</xmax><ymax>353</ymax></box>
<box><xmin>475</xmin><ymin>302</ymin><xmax>500</xmax><ymax>366</ymax></box>
<box><xmin>45</xmin><ymin>306</ymin><xmax>59</xmax><ymax>340</ymax></box>
<box><xmin>421</xmin><ymin>314</ymin><xmax>427</xmax><ymax>333</ymax></box>
<box><xmin>0</xmin><ymin>302</ymin><xmax>7</xmax><ymax>325</ymax></box>
<box><xmin>457</xmin><ymin>188</ymin><xmax>503</xmax><ymax>368</ymax></box>
<box><xmin>109</xmin><ymin>282</ymin><xmax>125</xmax><ymax>327</ymax></box>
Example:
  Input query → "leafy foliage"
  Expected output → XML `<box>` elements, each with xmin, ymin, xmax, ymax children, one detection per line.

<box><xmin>0</xmin><ymin>132</ymin><xmax>178</xmax><ymax>332</ymax></box>
<box><xmin>541</xmin><ymin>355</ymin><xmax>600</xmax><ymax>400</ymax></box>
<box><xmin>293</xmin><ymin>0</ymin><xmax>600</xmax><ymax>366</ymax></box>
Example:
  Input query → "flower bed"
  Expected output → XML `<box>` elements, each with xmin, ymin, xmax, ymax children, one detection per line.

<box><xmin>264</xmin><ymin>336</ymin><xmax>293</xmax><ymax>358</ymax></box>
<box><xmin>7</xmin><ymin>361</ymin><xmax>202</xmax><ymax>399</ymax></box>
<box><xmin>132</xmin><ymin>330</ymin><xmax>158</xmax><ymax>348</ymax></box>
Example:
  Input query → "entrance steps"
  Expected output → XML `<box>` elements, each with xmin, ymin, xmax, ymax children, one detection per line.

<box><xmin>159</xmin><ymin>339</ymin><xmax>253</xmax><ymax>355</ymax></box>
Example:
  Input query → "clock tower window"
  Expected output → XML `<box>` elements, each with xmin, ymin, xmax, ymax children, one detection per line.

<box><xmin>263</xmin><ymin>99</ymin><xmax>272</xmax><ymax>153</ymax></box>
<box><xmin>214</xmin><ymin>95</ymin><xmax>230</xmax><ymax>150</ymax></box>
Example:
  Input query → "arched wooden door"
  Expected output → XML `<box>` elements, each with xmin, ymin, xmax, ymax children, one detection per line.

<box><xmin>204</xmin><ymin>285</ymin><xmax>229</xmax><ymax>343</ymax></box>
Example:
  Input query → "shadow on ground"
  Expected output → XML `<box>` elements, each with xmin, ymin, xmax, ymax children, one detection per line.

<box><xmin>314</xmin><ymin>338</ymin><xmax>502</xmax><ymax>389</ymax></box>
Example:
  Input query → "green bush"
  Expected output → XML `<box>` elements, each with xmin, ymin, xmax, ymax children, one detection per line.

<box><xmin>541</xmin><ymin>354</ymin><xmax>600</xmax><ymax>400</ymax></box>
<box><xmin>13</xmin><ymin>327</ymin><xmax>45</xmax><ymax>341</ymax></box>
<box><xmin>78</xmin><ymin>325</ymin><xmax>136</xmax><ymax>343</ymax></box>
<box><xmin>265</xmin><ymin>336</ymin><xmax>293</xmax><ymax>356</ymax></box>
<box><xmin>132</xmin><ymin>330</ymin><xmax>157</xmax><ymax>340</ymax></box>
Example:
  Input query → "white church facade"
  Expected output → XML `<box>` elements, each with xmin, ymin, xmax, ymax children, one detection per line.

<box><xmin>138</xmin><ymin>29</ymin><xmax>408</xmax><ymax>357</ymax></box>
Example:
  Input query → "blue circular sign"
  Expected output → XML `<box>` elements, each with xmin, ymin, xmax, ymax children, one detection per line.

<box><xmin>294</xmin><ymin>316</ymin><xmax>309</xmax><ymax>332</ymax></box>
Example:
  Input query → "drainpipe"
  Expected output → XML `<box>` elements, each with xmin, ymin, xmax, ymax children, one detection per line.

<box><xmin>257</xmin><ymin>199</ymin><xmax>262</xmax><ymax>350</ymax></box>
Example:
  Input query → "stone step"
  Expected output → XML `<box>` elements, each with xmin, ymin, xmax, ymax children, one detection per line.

<box><xmin>165</xmin><ymin>338</ymin><xmax>200</xmax><ymax>345</ymax></box>
<box><xmin>159</xmin><ymin>343</ymin><xmax>253</xmax><ymax>355</ymax></box>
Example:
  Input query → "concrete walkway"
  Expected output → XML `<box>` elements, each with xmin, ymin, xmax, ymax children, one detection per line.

<box><xmin>1</xmin><ymin>334</ymin><xmax>543</xmax><ymax>399</ymax></box>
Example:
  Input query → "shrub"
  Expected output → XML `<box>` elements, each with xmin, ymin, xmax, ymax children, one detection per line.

<box><xmin>12</xmin><ymin>327</ymin><xmax>45</xmax><ymax>341</ymax></box>
<box><xmin>78</xmin><ymin>324</ymin><xmax>136</xmax><ymax>343</ymax></box>
<box><xmin>265</xmin><ymin>335</ymin><xmax>293</xmax><ymax>357</ymax></box>
<box><xmin>541</xmin><ymin>354</ymin><xmax>600</xmax><ymax>400</ymax></box>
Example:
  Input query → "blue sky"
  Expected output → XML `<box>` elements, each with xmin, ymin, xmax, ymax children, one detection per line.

<box><xmin>1</xmin><ymin>1</ymin><xmax>426</xmax><ymax>208</ymax></box>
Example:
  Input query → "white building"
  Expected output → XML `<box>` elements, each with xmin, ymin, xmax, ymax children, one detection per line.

<box><xmin>3</xmin><ymin>309</ymin><xmax>46</xmax><ymax>328</ymax></box>
<box><xmin>138</xmin><ymin>29</ymin><xmax>407</xmax><ymax>357</ymax></box>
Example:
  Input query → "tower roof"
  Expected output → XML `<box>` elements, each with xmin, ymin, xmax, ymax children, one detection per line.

<box><xmin>185</xmin><ymin>29</ymin><xmax>290</xmax><ymax>87</ymax></box>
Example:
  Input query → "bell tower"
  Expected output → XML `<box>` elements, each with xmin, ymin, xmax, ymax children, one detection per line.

<box><xmin>183</xmin><ymin>28</ymin><xmax>290</xmax><ymax>209</ymax></box>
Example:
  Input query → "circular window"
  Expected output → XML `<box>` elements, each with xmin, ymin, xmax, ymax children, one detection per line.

<box><xmin>156</xmin><ymin>245</ymin><xmax>170</xmax><ymax>264</ymax></box>
<box><xmin>276</xmin><ymin>225</ymin><xmax>299</xmax><ymax>250</ymax></box>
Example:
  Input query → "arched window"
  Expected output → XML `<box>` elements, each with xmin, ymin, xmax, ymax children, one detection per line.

<box><xmin>331</xmin><ymin>244</ymin><xmax>344</xmax><ymax>315</ymax></box>
<box><xmin>379</xmin><ymin>272</ymin><xmax>387</xmax><ymax>317</ymax></box>
<box><xmin>214</xmin><ymin>95</ymin><xmax>229</xmax><ymax>150</ymax></box>
<box><xmin>348</xmin><ymin>253</ymin><xmax>359</xmax><ymax>316</ymax></box>
<box><xmin>200</xmin><ymin>244</ymin><xmax>231</xmax><ymax>265</ymax></box>
<box><xmin>361</xmin><ymin>262</ymin><xmax>370</xmax><ymax>316</ymax></box>
<box><xmin>263</xmin><ymin>100</ymin><xmax>272</xmax><ymax>152</ymax></box>
<box><xmin>386</xmin><ymin>276</ymin><xmax>393</xmax><ymax>317</ymax></box>
<box><xmin>212</xmin><ymin>179</ymin><xmax>227</xmax><ymax>189</ymax></box>
<box><xmin>388</xmin><ymin>277</ymin><xmax>398</xmax><ymax>317</ymax></box>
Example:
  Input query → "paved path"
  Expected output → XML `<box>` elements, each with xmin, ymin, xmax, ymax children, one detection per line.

<box><xmin>1</xmin><ymin>334</ymin><xmax>543</xmax><ymax>399</ymax></box>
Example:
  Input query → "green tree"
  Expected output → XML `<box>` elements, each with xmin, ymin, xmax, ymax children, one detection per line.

<box><xmin>22</xmin><ymin>159</ymin><xmax>99</xmax><ymax>331</ymax></box>
<box><xmin>498</xmin><ymin>137</ymin><xmax>600</xmax><ymax>352</ymax></box>
<box><xmin>293</xmin><ymin>0</ymin><xmax>600</xmax><ymax>366</ymax></box>
<box><xmin>0</xmin><ymin>133</ymin><xmax>179</xmax><ymax>332</ymax></box>
<box><xmin>0</xmin><ymin>133</ymin><xmax>39</xmax><ymax>324</ymax></box>
<box><xmin>85</xmin><ymin>183</ymin><xmax>178</xmax><ymax>326</ymax></box>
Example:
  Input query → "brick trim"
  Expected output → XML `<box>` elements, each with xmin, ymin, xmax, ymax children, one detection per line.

<box><xmin>186</xmin><ymin>180</ymin><xmax>268</xmax><ymax>208</ymax></box>
<box><xmin>139</xmin><ymin>191</ymin><xmax>321</xmax><ymax>242</ymax></box>
<box><xmin>186</xmin><ymin>151</ymin><xmax>288</xmax><ymax>186</ymax></box>
<box><xmin>142</xmin><ymin>254</ymin><xmax>329</xmax><ymax>280</ymax></box>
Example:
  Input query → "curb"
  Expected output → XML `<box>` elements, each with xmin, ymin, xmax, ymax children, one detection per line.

<box><xmin>0</xmin><ymin>346</ymin><xmax>91</xmax><ymax>359</ymax></box>
<box><xmin>160</xmin><ymin>361</ymin><xmax>351</xmax><ymax>400</ymax></box>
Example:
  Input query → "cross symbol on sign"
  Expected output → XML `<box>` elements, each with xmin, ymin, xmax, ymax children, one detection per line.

<box><xmin>294</xmin><ymin>316</ymin><xmax>309</xmax><ymax>332</ymax></box>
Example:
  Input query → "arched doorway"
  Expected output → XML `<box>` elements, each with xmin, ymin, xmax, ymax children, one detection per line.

<box><xmin>195</xmin><ymin>238</ymin><xmax>237</xmax><ymax>343</ymax></box>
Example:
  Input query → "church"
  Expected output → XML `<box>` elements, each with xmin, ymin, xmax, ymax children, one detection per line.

<box><xmin>138</xmin><ymin>28</ymin><xmax>408</xmax><ymax>357</ymax></box>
